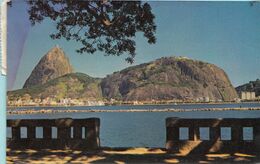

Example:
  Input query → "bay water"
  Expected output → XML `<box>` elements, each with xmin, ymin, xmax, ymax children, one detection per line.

<box><xmin>7</xmin><ymin>103</ymin><xmax>260</xmax><ymax>147</ymax></box>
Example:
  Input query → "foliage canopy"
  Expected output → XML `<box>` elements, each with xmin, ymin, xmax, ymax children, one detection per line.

<box><xmin>27</xmin><ymin>0</ymin><xmax>157</xmax><ymax>63</ymax></box>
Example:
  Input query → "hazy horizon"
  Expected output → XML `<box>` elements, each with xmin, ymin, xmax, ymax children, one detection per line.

<box><xmin>8</xmin><ymin>1</ymin><xmax>260</xmax><ymax>90</ymax></box>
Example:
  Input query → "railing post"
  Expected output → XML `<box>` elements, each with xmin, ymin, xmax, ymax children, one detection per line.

<box><xmin>12</xmin><ymin>127</ymin><xmax>20</xmax><ymax>140</ymax></box>
<box><xmin>57</xmin><ymin>127</ymin><xmax>64</xmax><ymax>139</ymax></box>
<box><xmin>167</xmin><ymin>127</ymin><xmax>179</xmax><ymax>141</ymax></box>
<box><xmin>86</xmin><ymin>118</ymin><xmax>100</xmax><ymax>148</ymax></box>
<box><xmin>166</xmin><ymin>118</ymin><xmax>179</xmax><ymax>150</ymax></box>
<box><xmin>43</xmin><ymin>127</ymin><xmax>52</xmax><ymax>139</ymax></box>
<box><xmin>210</xmin><ymin>126</ymin><xmax>220</xmax><ymax>141</ymax></box>
<box><xmin>58</xmin><ymin>127</ymin><xmax>70</xmax><ymax>139</ymax></box>
<box><xmin>166</xmin><ymin>126</ymin><xmax>179</xmax><ymax>150</ymax></box>
<box><xmin>57</xmin><ymin>118</ymin><xmax>72</xmax><ymax>139</ymax></box>
<box><xmin>73</xmin><ymin>126</ymin><xmax>82</xmax><ymax>139</ymax></box>
<box><xmin>172</xmin><ymin>127</ymin><xmax>179</xmax><ymax>141</ymax></box>
<box><xmin>27</xmin><ymin>126</ymin><xmax>36</xmax><ymax>139</ymax></box>
<box><xmin>254</xmin><ymin>125</ymin><xmax>260</xmax><ymax>150</ymax></box>
<box><xmin>231</xmin><ymin>125</ymin><xmax>242</xmax><ymax>142</ymax></box>
<box><xmin>189</xmin><ymin>126</ymin><xmax>200</xmax><ymax>141</ymax></box>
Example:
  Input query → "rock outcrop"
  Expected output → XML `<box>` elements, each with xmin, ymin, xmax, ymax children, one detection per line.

<box><xmin>23</xmin><ymin>46</ymin><xmax>73</xmax><ymax>88</ymax></box>
<box><xmin>101</xmin><ymin>57</ymin><xmax>238</xmax><ymax>101</ymax></box>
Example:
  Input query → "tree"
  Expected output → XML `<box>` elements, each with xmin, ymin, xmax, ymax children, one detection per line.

<box><xmin>26</xmin><ymin>0</ymin><xmax>156</xmax><ymax>63</ymax></box>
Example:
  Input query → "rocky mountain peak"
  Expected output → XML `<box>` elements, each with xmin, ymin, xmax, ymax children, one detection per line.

<box><xmin>23</xmin><ymin>46</ymin><xmax>73</xmax><ymax>88</ymax></box>
<box><xmin>101</xmin><ymin>56</ymin><xmax>238</xmax><ymax>102</ymax></box>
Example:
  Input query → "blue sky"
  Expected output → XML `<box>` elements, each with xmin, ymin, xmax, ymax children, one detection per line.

<box><xmin>8</xmin><ymin>1</ymin><xmax>260</xmax><ymax>90</ymax></box>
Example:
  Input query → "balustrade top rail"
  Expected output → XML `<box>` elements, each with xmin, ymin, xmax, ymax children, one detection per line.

<box><xmin>166</xmin><ymin>118</ymin><xmax>260</xmax><ymax>154</ymax></box>
<box><xmin>166</xmin><ymin>118</ymin><xmax>260</xmax><ymax>127</ymax></box>
<box><xmin>7</xmin><ymin>118</ymin><xmax>100</xmax><ymax>150</ymax></box>
<box><xmin>7</xmin><ymin>118</ymin><xmax>99</xmax><ymax>127</ymax></box>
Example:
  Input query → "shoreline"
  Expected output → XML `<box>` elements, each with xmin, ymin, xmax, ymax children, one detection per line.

<box><xmin>7</xmin><ymin>101</ymin><xmax>260</xmax><ymax>109</ymax></box>
<box><xmin>7</xmin><ymin>107</ymin><xmax>260</xmax><ymax>115</ymax></box>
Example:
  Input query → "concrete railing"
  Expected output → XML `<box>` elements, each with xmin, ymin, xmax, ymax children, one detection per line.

<box><xmin>166</xmin><ymin>118</ymin><xmax>260</xmax><ymax>154</ymax></box>
<box><xmin>7</xmin><ymin>118</ymin><xmax>100</xmax><ymax>149</ymax></box>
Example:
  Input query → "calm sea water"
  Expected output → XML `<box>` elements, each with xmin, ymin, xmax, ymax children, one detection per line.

<box><xmin>7</xmin><ymin>103</ymin><xmax>260</xmax><ymax>148</ymax></box>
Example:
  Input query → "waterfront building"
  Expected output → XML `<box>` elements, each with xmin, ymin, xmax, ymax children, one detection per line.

<box><xmin>240</xmin><ymin>91</ymin><xmax>256</xmax><ymax>100</ymax></box>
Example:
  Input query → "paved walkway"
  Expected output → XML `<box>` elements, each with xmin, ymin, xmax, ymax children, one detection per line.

<box><xmin>7</xmin><ymin>147</ymin><xmax>260</xmax><ymax>163</ymax></box>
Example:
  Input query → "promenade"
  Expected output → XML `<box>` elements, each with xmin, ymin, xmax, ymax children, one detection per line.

<box><xmin>7</xmin><ymin>147</ymin><xmax>260</xmax><ymax>163</ymax></box>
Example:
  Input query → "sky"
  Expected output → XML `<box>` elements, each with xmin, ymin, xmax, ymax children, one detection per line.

<box><xmin>7</xmin><ymin>1</ymin><xmax>260</xmax><ymax>90</ymax></box>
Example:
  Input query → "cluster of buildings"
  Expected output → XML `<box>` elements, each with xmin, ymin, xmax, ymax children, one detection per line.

<box><xmin>240</xmin><ymin>91</ymin><xmax>255</xmax><ymax>100</ymax></box>
<box><xmin>195</xmin><ymin>97</ymin><xmax>211</xmax><ymax>103</ymax></box>
<box><xmin>239</xmin><ymin>91</ymin><xmax>259</xmax><ymax>101</ymax></box>
<box><xmin>7</xmin><ymin>91</ymin><xmax>259</xmax><ymax>107</ymax></box>
<box><xmin>7</xmin><ymin>97</ymin><xmax>105</xmax><ymax>107</ymax></box>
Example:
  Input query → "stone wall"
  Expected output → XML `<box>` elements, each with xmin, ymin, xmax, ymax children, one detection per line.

<box><xmin>7</xmin><ymin>118</ymin><xmax>100</xmax><ymax>150</ymax></box>
<box><xmin>166</xmin><ymin>118</ymin><xmax>260</xmax><ymax>154</ymax></box>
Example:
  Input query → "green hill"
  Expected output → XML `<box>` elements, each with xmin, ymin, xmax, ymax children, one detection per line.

<box><xmin>8</xmin><ymin>73</ymin><xmax>103</xmax><ymax>101</ymax></box>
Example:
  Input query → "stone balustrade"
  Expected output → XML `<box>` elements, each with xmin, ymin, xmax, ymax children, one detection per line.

<box><xmin>7</xmin><ymin>117</ymin><xmax>260</xmax><ymax>152</ymax></box>
<box><xmin>7</xmin><ymin>118</ymin><xmax>100</xmax><ymax>149</ymax></box>
<box><xmin>166</xmin><ymin>118</ymin><xmax>260</xmax><ymax>154</ymax></box>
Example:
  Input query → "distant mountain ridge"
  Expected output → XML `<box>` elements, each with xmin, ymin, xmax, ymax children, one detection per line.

<box><xmin>236</xmin><ymin>79</ymin><xmax>260</xmax><ymax>97</ymax></box>
<box><xmin>8</xmin><ymin>47</ymin><xmax>239</xmax><ymax>102</ymax></box>
<box><xmin>23</xmin><ymin>46</ymin><xmax>73</xmax><ymax>88</ymax></box>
